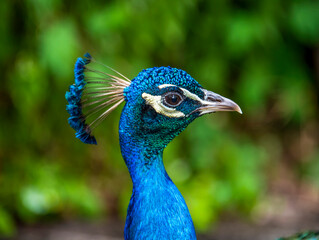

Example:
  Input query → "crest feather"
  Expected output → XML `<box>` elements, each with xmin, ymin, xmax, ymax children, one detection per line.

<box><xmin>66</xmin><ymin>53</ymin><xmax>130</xmax><ymax>144</ymax></box>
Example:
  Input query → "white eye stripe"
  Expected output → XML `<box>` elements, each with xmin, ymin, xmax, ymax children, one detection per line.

<box><xmin>142</xmin><ymin>93</ymin><xmax>185</xmax><ymax>118</ymax></box>
<box><xmin>158</xmin><ymin>84</ymin><xmax>209</xmax><ymax>105</ymax></box>
<box><xmin>158</xmin><ymin>84</ymin><xmax>176</xmax><ymax>89</ymax></box>
<box><xmin>180</xmin><ymin>88</ymin><xmax>202</xmax><ymax>102</ymax></box>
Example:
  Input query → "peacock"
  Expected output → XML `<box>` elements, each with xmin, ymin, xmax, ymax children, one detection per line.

<box><xmin>66</xmin><ymin>53</ymin><xmax>318</xmax><ymax>240</ymax></box>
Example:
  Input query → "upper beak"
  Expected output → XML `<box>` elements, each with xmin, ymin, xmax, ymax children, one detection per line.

<box><xmin>198</xmin><ymin>89</ymin><xmax>242</xmax><ymax>115</ymax></box>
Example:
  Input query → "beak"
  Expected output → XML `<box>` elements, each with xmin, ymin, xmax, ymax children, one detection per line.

<box><xmin>197</xmin><ymin>89</ymin><xmax>242</xmax><ymax>115</ymax></box>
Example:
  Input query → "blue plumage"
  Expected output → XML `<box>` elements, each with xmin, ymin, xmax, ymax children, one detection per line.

<box><xmin>119</xmin><ymin>66</ymin><xmax>242</xmax><ymax>239</ymax></box>
<box><xmin>66</xmin><ymin>54</ymin><xmax>242</xmax><ymax>240</ymax></box>
<box><xmin>120</xmin><ymin>67</ymin><xmax>202</xmax><ymax>239</ymax></box>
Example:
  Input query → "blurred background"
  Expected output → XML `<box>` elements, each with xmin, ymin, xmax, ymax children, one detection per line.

<box><xmin>1</xmin><ymin>0</ymin><xmax>319</xmax><ymax>239</ymax></box>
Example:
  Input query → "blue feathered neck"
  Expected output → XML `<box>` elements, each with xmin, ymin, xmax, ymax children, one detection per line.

<box><xmin>119</xmin><ymin>102</ymin><xmax>196</xmax><ymax>240</ymax></box>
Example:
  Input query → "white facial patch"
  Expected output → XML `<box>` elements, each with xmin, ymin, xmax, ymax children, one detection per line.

<box><xmin>158</xmin><ymin>84</ymin><xmax>176</xmax><ymax>89</ymax></box>
<box><xmin>142</xmin><ymin>93</ymin><xmax>185</xmax><ymax>118</ymax></box>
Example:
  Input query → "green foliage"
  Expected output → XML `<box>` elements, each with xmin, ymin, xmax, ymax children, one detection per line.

<box><xmin>1</xmin><ymin>0</ymin><xmax>319</xmax><ymax>236</ymax></box>
<box><xmin>0</xmin><ymin>207</ymin><xmax>15</xmax><ymax>237</ymax></box>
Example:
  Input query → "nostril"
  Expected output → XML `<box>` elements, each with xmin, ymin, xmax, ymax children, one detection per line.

<box><xmin>202</xmin><ymin>89</ymin><xmax>224</xmax><ymax>103</ymax></box>
<box><xmin>207</xmin><ymin>96</ymin><xmax>223</xmax><ymax>102</ymax></box>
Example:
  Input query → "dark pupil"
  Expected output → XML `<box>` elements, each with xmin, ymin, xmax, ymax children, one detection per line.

<box><xmin>165</xmin><ymin>94</ymin><xmax>181</xmax><ymax>106</ymax></box>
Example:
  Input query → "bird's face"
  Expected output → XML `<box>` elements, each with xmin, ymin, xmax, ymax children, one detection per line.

<box><xmin>122</xmin><ymin>67</ymin><xmax>241</xmax><ymax>148</ymax></box>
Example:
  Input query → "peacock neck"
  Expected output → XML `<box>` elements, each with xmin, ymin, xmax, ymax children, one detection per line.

<box><xmin>118</xmin><ymin>103</ymin><xmax>168</xmax><ymax>185</ymax></box>
<box><xmin>119</xmin><ymin>103</ymin><xmax>196</xmax><ymax>240</ymax></box>
<box><xmin>118</xmin><ymin>134</ymin><xmax>166</xmax><ymax>185</ymax></box>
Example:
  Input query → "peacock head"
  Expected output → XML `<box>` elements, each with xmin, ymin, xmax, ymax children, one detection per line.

<box><xmin>66</xmin><ymin>54</ymin><xmax>241</xmax><ymax>146</ymax></box>
<box><xmin>121</xmin><ymin>66</ymin><xmax>242</xmax><ymax>148</ymax></box>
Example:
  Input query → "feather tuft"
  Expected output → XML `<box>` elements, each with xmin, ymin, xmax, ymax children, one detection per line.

<box><xmin>66</xmin><ymin>53</ymin><xmax>130</xmax><ymax>144</ymax></box>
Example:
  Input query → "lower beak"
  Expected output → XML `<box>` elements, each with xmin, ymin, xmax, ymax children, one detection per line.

<box><xmin>198</xmin><ymin>89</ymin><xmax>242</xmax><ymax>115</ymax></box>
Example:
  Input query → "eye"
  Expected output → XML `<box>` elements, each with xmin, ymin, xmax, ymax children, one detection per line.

<box><xmin>162</xmin><ymin>92</ymin><xmax>183</xmax><ymax>108</ymax></box>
